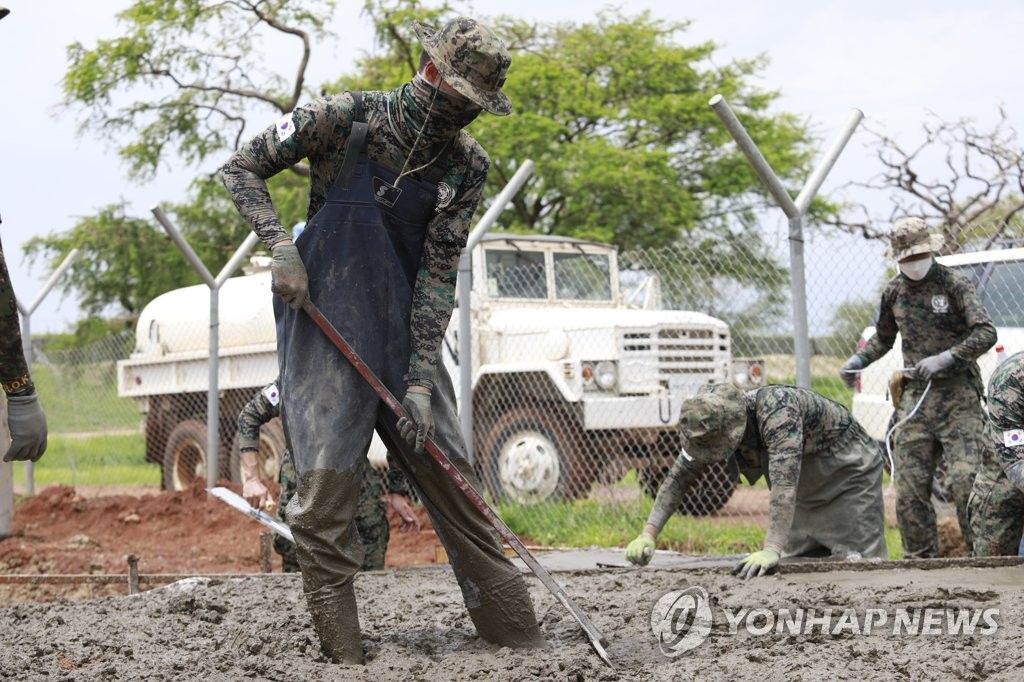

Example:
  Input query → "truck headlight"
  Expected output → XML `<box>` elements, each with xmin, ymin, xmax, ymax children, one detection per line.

<box><xmin>732</xmin><ymin>359</ymin><xmax>765</xmax><ymax>387</ymax></box>
<box><xmin>595</xmin><ymin>361</ymin><xmax>617</xmax><ymax>390</ymax></box>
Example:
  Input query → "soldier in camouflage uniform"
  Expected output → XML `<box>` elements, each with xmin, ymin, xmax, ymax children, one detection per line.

<box><xmin>0</xmin><ymin>215</ymin><xmax>47</xmax><ymax>463</ymax></box>
<box><xmin>220</xmin><ymin>17</ymin><xmax>544</xmax><ymax>662</ymax></box>
<box><xmin>236</xmin><ymin>380</ymin><xmax>420</xmax><ymax>572</ymax></box>
<box><xmin>968</xmin><ymin>351</ymin><xmax>1024</xmax><ymax>555</ymax></box>
<box><xmin>839</xmin><ymin>217</ymin><xmax>995</xmax><ymax>558</ymax></box>
<box><xmin>626</xmin><ymin>383</ymin><xmax>887</xmax><ymax>577</ymax></box>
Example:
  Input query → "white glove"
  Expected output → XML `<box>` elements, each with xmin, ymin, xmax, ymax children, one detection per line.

<box><xmin>4</xmin><ymin>392</ymin><xmax>48</xmax><ymax>462</ymax></box>
<box><xmin>270</xmin><ymin>243</ymin><xmax>309</xmax><ymax>310</ymax></box>
<box><xmin>915</xmin><ymin>350</ymin><xmax>954</xmax><ymax>381</ymax></box>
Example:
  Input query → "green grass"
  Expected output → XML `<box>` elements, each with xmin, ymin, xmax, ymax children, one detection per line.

<box><xmin>12</xmin><ymin>432</ymin><xmax>159</xmax><ymax>488</ymax></box>
<box><xmin>30</xmin><ymin>362</ymin><xmax>142</xmax><ymax>433</ymax></box>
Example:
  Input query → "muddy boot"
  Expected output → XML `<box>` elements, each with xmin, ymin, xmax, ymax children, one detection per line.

<box><xmin>305</xmin><ymin>584</ymin><xmax>363</xmax><ymax>664</ymax></box>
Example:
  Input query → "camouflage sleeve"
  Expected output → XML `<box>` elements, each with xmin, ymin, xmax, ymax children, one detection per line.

<box><xmin>948</xmin><ymin>273</ymin><xmax>997</xmax><ymax>363</ymax></box>
<box><xmin>219</xmin><ymin>96</ymin><xmax>357</xmax><ymax>248</ymax></box>
<box><xmin>383</xmin><ymin>451</ymin><xmax>414</xmax><ymax>497</ymax></box>
<box><xmin>756</xmin><ymin>389</ymin><xmax>804</xmax><ymax>551</ymax></box>
<box><xmin>987</xmin><ymin>354</ymin><xmax>1024</xmax><ymax>476</ymax></box>
<box><xmin>644</xmin><ymin>454</ymin><xmax>706</xmax><ymax>533</ymax></box>
<box><xmin>0</xmin><ymin>236</ymin><xmax>32</xmax><ymax>396</ymax></box>
<box><xmin>237</xmin><ymin>384</ymin><xmax>280</xmax><ymax>448</ymax></box>
<box><xmin>404</xmin><ymin>139</ymin><xmax>487</xmax><ymax>389</ymax></box>
<box><xmin>858</xmin><ymin>282</ymin><xmax>897</xmax><ymax>366</ymax></box>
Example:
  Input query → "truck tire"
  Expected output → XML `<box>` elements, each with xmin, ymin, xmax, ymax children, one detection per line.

<box><xmin>639</xmin><ymin>456</ymin><xmax>740</xmax><ymax>516</ymax></box>
<box><xmin>480</xmin><ymin>407</ymin><xmax>591</xmax><ymax>503</ymax></box>
<box><xmin>162</xmin><ymin>420</ymin><xmax>209</xmax><ymax>491</ymax></box>
<box><xmin>229</xmin><ymin>417</ymin><xmax>287</xmax><ymax>485</ymax></box>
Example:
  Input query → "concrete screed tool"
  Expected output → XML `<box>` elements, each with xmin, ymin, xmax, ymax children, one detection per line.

<box><xmin>301</xmin><ymin>299</ymin><xmax>612</xmax><ymax>667</ymax></box>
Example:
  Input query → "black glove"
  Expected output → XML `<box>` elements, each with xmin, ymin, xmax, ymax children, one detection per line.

<box><xmin>839</xmin><ymin>355</ymin><xmax>863</xmax><ymax>389</ymax></box>
<box><xmin>270</xmin><ymin>243</ymin><xmax>309</xmax><ymax>310</ymax></box>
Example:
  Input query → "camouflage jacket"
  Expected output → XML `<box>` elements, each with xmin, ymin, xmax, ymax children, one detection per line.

<box><xmin>646</xmin><ymin>386</ymin><xmax>865</xmax><ymax>550</ymax></box>
<box><xmin>219</xmin><ymin>85</ymin><xmax>490</xmax><ymax>389</ymax></box>
<box><xmin>857</xmin><ymin>263</ymin><xmax>996</xmax><ymax>391</ymax></box>
<box><xmin>0</xmin><ymin>235</ymin><xmax>32</xmax><ymax>395</ymax></box>
<box><xmin>986</xmin><ymin>351</ymin><xmax>1024</xmax><ymax>477</ymax></box>
<box><xmin>237</xmin><ymin>382</ymin><xmax>413</xmax><ymax>497</ymax></box>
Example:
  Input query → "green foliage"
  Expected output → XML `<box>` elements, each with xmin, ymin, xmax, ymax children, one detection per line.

<box><xmin>13</xmin><ymin>432</ymin><xmax>158</xmax><ymax>488</ymax></box>
<box><xmin>30</xmin><ymin>360</ymin><xmax>140</xmax><ymax>432</ymax></box>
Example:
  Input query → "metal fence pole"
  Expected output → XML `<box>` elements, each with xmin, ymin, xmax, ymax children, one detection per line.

<box><xmin>458</xmin><ymin>160</ymin><xmax>534</xmax><ymax>464</ymax></box>
<box><xmin>710</xmin><ymin>94</ymin><xmax>862</xmax><ymax>388</ymax></box>
<box><xmin>152</xmin><ymin>207</ymin><xmax>259</xmax><ymax>488</ymax></box>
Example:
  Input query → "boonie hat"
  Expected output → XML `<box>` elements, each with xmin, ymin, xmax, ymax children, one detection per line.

<box><xmin>679</xmin><ymin>383</ymin><xmax>747</xmax><ymax>464</ymax></box>
<box><xmin>413</xmin><ymin>16</ymin><xmax>512</xmax><ymax>116</ymax></box>
<box><xmin>885</xmin><ymin>217</ymin><xmax>944</xmax><ymax>261</ymax></box>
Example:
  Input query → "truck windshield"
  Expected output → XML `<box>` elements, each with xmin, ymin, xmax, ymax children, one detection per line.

<box><xmin>953</xmin><ymin>259</ymin><xmax>1024</xmax><ymax>327</ymax></box>
<box><xmin>486</xmin><ymin>249</ymin><xmax>548</xmax><ymax>299</ymax></box>
<box><xmin>553</xmin><ymin>252</ymin><xmax>612</xmax><ymax>301</ymax></box>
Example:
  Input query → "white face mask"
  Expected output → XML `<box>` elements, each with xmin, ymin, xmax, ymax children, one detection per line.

<box><xmin>899</xmin><ymin>256</ymin><xmax>933</xmax><ymax>281</ymax></box>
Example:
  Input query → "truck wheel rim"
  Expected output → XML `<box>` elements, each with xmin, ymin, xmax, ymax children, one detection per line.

<box><xmin>173</xmin><ymin>442</ymin><xmax>205</xmax><ymax>490</ymax></box>
<box><xmin>497</xmin><ymin>429</ymin><xmax>561</xmax><ymax>502</ymax></box>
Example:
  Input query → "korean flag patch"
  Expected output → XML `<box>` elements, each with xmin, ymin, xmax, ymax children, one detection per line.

<box><xmin>275</xmin><ymin>112</ymin><xmax>296</xmax><ymax>142</ymax></box>
<box><xmin>1004</xmin><ymin>429</ymin><xmax>1024</xmax><ymax>447</ymax></box>
<box><xmin>262</xmin><ymin>383</ymin><xmax>281</xmax><ymax>406</ymax></box>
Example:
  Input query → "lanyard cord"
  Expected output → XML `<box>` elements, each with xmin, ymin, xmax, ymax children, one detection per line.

<box><xmin>884</xmin><ymin>375</ymin><xmax>932</xmax><ymax>486</ymax></box>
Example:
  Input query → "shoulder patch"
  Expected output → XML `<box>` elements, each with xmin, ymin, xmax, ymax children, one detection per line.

<box><xmin>262</xmin><ymin>383</ymin><xmax>281</xmax><ymax>406</ymax></box>
<box><xmin>275</xmin><ymin>112</ymin><xmax>296</xmax><ymax>142</ymax></box>
<box><xmin>1004</xmin><ymin>429</ymin><xmax>1024</xmax><ymax>447</ymax></box>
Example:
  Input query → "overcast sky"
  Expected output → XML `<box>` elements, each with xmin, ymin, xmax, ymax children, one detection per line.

<box><xmin>1</xmin><ymin>0</ymin><xmax>1021</xmax><ymax>333</ymax></box>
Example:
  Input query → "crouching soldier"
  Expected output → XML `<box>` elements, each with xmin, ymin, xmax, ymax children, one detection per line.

<box><xmin>626</xmin><ymin>383</ymin><xmax>888</xmax><ymax>577</ymax></box>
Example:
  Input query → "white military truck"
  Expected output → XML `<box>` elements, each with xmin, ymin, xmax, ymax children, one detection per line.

<box><xmin>119</xmin><ymin>234</ymin><xmax>764</xmax><ymax>513</ymax></box>
<box><xmin>851</xmin><ymin>245</ymin><xmax>1024</xmax><ymax>440</ymax></box>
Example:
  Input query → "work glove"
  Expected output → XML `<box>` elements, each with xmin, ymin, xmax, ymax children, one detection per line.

<box><xmin>839</xmin><ymin>354</ymin><xmax>863</xmax><ymax>388</ymax></box>
<box><xmin>625</xmin><ymin>532</ymin><xmax>657</xmax><ymax>566</ymax></box>
<box><xmin>398</xmin><ymin>389</ymin><xmax>434</xmax><ymax>454</ymax></box>
<box><xmin>1005</xmin><ymin>460</ymin><xmax>1024</xmax><ymax>491</ymax></box>
<box><xmin>733</xmin><ymin>547</ymin><xmax>780</xmax><ymax>579</ymax></box>
<box><xmin>915</xmin><ymin>350</ymin><xmax>954</xmax><ymax>381</ymax></box>
<box><xmin>4</xmin><ymin>393</ymin><xmax>48</xmax><ymax>462</ymax></box>
<box><xmin>270</xmin><ymin>242</ymin><xmax>308</xmax><ymax>310</ymax></box>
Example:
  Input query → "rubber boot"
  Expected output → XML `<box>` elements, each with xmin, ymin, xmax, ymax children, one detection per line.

<box><xmin>305</xmin><ymin>584</ymin><xmax>363</xmax><ymax>664</ymax></box>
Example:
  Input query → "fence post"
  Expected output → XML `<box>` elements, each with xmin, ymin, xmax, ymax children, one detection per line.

<box><xmin>152</xmin><ymin>207</ymin><xmax>260</xmax><ymax>488</ymax></box>
<box><xmin>709</xmin><ymin>95</ymin><xmax>862</xmax><ymax>389</ymax></box>
<box><xmin>457</xmin><ymin>160</ymin><xmax>534</xmax><ymax>464</ymax></box>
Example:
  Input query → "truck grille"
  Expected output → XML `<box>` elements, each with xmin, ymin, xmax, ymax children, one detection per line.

<box><xmin>619</xmin><ymin>327</ymin><xmax>730</xmax><ymax>382</ymax></box>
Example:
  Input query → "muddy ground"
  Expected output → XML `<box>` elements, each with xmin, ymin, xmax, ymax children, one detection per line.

<box><xmin>1</xmin><ymin>559</ymin><xmax>1023</xmax><ymax>680</ymax></box>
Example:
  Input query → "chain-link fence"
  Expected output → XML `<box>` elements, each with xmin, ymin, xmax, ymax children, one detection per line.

<box><xmin>16</xmin><ymin>225</ymin><xmax>1024</xmax><ymax>552</ymax></box>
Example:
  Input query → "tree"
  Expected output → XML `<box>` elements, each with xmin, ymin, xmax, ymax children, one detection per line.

<box><xmin>839</xmin><ymin>107</ymin><xmax>1024</xmax><ymax>252</ymax></box>
<box><xmin>50</xmin><ymin>0</ymin><xmax>830</xmax><ymax>324</ymax></box>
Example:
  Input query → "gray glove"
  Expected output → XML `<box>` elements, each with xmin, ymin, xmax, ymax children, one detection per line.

<box><xmin>839</xmin><ymin>354</ymin><xmax>864</xmax><ymax>388</ymax></box>
<box><xmin>915</xmin><ymin>350</ymin><xmax>954</xmax><ymax>381</ymax></box>
<box><xmin>1004</xmin><ymin>460</ymin><xmax>1024</xmax><ymax>491</ymax></box>
<box><xmin>398</xmin><ymin>390</ymin><xmax>434</xmax><ymax>454</ymax></box>
<box><xmin>270</xmin><ymin>243</ymin><xmax>308</xmax><ymax>310</ymax></box>
<box><xmin>4</xmin><ymin>393</ymin><xmax>48</xmax><ymax>462</ymax></box>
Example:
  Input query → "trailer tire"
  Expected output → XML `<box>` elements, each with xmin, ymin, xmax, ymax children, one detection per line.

<box><xmin>480</xmin><ymin>407</ymin><xmax>592</xmax><ymax>503</ymax></box>
<box><xmin>229</xmin><ymin>417</ymin><xmax>287</xmax><ymax>485</ymax></box>
<box><xmin>639</xmin><ymin>456</ymin><xmax>739</xmax><ymax>517</ymax></box>
<box><xmin>162</xmin><ymin>420</ymin><xmax>209</xmax><ymax>492</ymax></box>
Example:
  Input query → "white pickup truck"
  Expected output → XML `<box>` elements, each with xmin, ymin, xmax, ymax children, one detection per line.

<box><xmin>119</xmin><ymin>234</ymin><xmax>764</xmax><ymax>513</ymax></box>
<box><xmin>851</xmin><ymin>245</ymin><xmax>1024</xmax><ymax>440</ymax></box>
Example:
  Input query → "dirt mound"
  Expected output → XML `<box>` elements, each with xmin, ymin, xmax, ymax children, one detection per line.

<box><xmin>0</xmin><ymin>482</ymin><xmax>442</xmax><ymax>605</ymax></box>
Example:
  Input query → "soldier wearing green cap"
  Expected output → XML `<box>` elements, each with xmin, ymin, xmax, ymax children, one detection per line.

<box><xmin>625</xmin><ymin>384</ymin><xmax>887</xmax><ymax>577</ymax></box>
<box><xmin>220</xmin><ymin>15</ymin><xmax>543</xmax><ymax>664</ymax></box>
<box><xmin>838</xmin><ymin>217</ymin><xmax>995</xmax><ymax>558</ymax></box>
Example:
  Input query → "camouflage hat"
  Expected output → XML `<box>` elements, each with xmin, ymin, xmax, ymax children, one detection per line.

<box><xmin>679</xmin><ymin>384</ymin><xmax>747</xmax><ymax>464</ymax></box>
<box><xmin>885</xmin><ymin>217</ymin><xmax>944</xmax><ymax>261</ymax></box>
<box><xmin>413</xmin><ymin>16</ymin><xmax>512</xmax><ymax>116</ymax></box>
